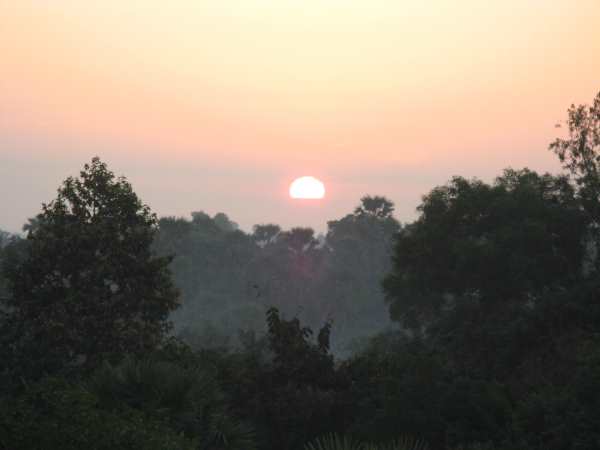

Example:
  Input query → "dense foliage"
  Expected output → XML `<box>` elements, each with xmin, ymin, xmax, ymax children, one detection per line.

<box><xmin>2</xmin><ymin>158</ymin><xmax>179</xmax><ymax>381</ymax></box>
<box><xmin>2</xmin><ymin>91</ymin><xmax>600</xmax><ymax>450</ymax></box>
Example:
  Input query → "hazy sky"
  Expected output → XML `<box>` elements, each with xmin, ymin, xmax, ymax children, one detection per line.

<box><xmin>1</xmin><ymin>1</ymin><xmax>599</xmax><ymax>233</ymax></box>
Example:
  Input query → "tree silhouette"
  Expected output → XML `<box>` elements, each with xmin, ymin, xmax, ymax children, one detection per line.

<box><xmin>4</xmin><ymin>157</ymin><xmax>179</xmax><ymax>375</ymax></box>
<box><xmin>550</xmin><ymin>91</ymin><xmax>600</xmax><ymax>219</ymax></box>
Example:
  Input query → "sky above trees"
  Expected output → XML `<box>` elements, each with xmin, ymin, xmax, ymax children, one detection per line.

<box><xmin>1</xmin><ymin>1</ymin><xmax>599</xmax><ymax>232</ymax></box>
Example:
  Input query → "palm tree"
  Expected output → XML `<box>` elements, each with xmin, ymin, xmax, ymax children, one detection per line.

<box><xmin>88</xmin><ymin>356</ymin><xmax>255</xmax><ymax>450</ymax></box>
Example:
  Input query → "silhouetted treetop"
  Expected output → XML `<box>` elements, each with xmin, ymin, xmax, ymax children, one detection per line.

<box><xmin>5</xmin><ymin>157</ymin><xmax>179</xmax><ymax>374</ymax></box>
<box><xmin>550</xmin><ymin>90</ymin><xmax>600</xmax><ymax>225</ymax></box>
<box><xmin>252</xmin><ymin>224</ymin><xmax>282</xmax><ymax>247</ymax></box>
<box><xmin>354</xmin><ymin>195</ymin><xmax>395</xmax><ymax>219</ymax></box>
<box><xmin>383</xmin><ymin>168</ymin><xmax>588</xmax><ymax>328</ymax></box>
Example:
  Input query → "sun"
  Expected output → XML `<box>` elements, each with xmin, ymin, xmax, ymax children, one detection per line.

<box><xmin>289</xmin><ymin>176</ymin><xmax>325</xmax><ymax>199</ymax></box>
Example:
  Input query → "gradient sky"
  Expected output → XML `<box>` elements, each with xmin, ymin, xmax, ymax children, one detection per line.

<box><xmin>1</xmin><ymin>1</ymin><xmax>599</xmax><ymax>234</ymax></box>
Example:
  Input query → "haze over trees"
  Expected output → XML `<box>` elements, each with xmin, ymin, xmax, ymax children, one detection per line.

<box><xmin>1</xmin><ymin>91</ymin><xmax>600</xmax><ymax>450</ymax></box>
<box><xmin>153</xmin><ymin>194</ymin><xmax>399</xmax><ymax>354</ymax></box>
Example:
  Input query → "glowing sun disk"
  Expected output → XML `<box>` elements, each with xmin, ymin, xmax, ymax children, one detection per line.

<box><xmin>289</xmin><ymin>176</ymin><xmax>325</xmax><ymax>199</ymax></box>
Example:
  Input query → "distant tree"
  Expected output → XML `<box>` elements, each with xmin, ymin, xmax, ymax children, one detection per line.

<box><xmin>328</xmin><ymin>196</ymin><xmax>400</xmax><ymax>272</ymax></box>
<box><xmin>154</xmin><ymin>213</ymin><xmax>259</xmax><ymax>343</ymax></box>
<box><xmin>324</xmin><ymin>197</ymin><xmax>400</xmax><ymax>351</ymax></box>
<box><xmin>0</xmin><ymin>230</ymin><xmax>12</xmax><ymax>249</ymax></box>
<box><xmin>550</xmin><ymin>91</ymin><xmax>600</xmax><ymax>224</ymax></box>
<box><xmin>4</xmin><ymin>157</ymin><xmax>179</xmax><ymax>375</ymax></box>
<box><xmin>213</xmin><ymin>212</ymin><xmax>239</xmax><ymax>232</ymax></box>
<box><xmin>191</xmin><ymin>210</ymin><xmax>211</xmax><ymax>223</ymax></box>
<box><xmin>190</xmin><ymin>210</ymin><xmax>220</xmax><ymax>236</ymax></box>
<box><xmin>21</xmin><ymin>217</ymin><xmax>40</xmax><ymax>234</ymax></box>
<box><xmin>280</xmin><ymin>227</ymin><xmax>318</xmax><ymax>254</ymax></box>
<box><xmin>252</xmin><ymin>224</ymin><xmax>281</xmax><ymax>247</ymax></box>
<box><xmin>354</xmin><ymin>195</ymin><xmax>395</xmax><ymax>219</ymax></box>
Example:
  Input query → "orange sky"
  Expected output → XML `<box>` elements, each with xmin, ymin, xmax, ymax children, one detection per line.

<box><xmin>1</xmin><ymin>1</ymin><xmax>599</xmax><ymax>232</ymax></box>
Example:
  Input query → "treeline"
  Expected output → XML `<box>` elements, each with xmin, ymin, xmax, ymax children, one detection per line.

<box><xmin>0</xmin><ymin>91</ymin><xmax>599</xmax><ymax>450</ymax></box>
<box><xmin>153</xmin><ymin>196</ymin><xmax>399</xmax><ymax>354</ymax></box>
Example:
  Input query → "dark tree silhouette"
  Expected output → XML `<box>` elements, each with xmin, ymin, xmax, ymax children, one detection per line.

<box><xmin>354</xmin><ymin>195</ymin><xmax>395</xmax><ymax>218</ymax></box>
<box><xmin>4</xmin><ymin>157</ymin><xmax>179</xmax><ymax>375</ymax></box>
<box><xmin>550</xmin><ymin>91</ymin><xmax>600</xmax><ymax>224</ymax></box>
<box><xmin>383</xmin><ymin>169</ymin><xmax>587</xmax><ymax>330</ymax></box>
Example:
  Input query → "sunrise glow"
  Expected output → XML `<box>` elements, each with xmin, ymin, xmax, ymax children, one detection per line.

<box><xmin>0</xmin><ymin>1</ymin><xmax>599</xmax><ymax>232</ymax></box>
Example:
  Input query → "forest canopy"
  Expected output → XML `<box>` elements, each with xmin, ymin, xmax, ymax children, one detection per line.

<box><xmin>1</xmin><ymin>91</ymin><xmax>600</xmax><ymax>450</ymax></box>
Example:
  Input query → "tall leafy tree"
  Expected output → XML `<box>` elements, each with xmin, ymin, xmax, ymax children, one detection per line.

<box><xmin>550</xmin><ymin>91</ymin><xmax>600</xmax><ymax>225</ymax></box>
<box><xmin>383</xmin><ymin>169</ymin><xmax>587</xmax><ymax>330</ymax></box>
<box><xmin>382</xmin><ymin>169</ymin><xmax>589</xmax><ymax>380</ymax></box>
<box><xmin>4</xmin><ymin>157</ymin><xmax>179</xmax><ymax>375</ymax></box>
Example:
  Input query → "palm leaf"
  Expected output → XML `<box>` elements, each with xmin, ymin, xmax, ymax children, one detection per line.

<box><xmin>305</xmin><ymin>433</ymin><xmax>363</xmax><ymax>450</ymax></box>
<box><xmin>305</xmin><ymin>434</ymin><xmax>428</xmax><ymax>450</ymax></box>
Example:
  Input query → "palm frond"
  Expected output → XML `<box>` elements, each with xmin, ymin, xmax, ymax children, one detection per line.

<box><xmin>305</xmin><ymin>433</ymin><xmax>363</xmax><ymax>450</ymax></box>
<box><xmin>305</xmin><ymin>434</ymin><xmax>428</xmax><ymax>450</ymax></box>
<box><xmin>376</xmin><ymin>436</ymin><xmax>428</xmax><ymax>450</ymax></box>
